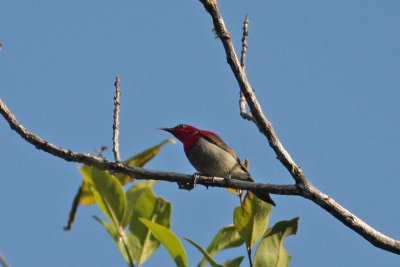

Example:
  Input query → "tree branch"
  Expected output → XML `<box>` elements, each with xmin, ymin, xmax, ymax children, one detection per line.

<box><xmin>0</xmin><ymin>98</ymin><xmax>298</xmax><ymax>197</ymax></box>
<box><xmin>198</xmin><ymin>0</ymin><xmax>400</xmax><ymax>255</ymax></box>
<box><xmin>1</xmin><ymin>1</ymin><xmax>399</xmax><ymax>255</ymax></box>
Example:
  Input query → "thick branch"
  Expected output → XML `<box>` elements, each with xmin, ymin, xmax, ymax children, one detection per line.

<box><xmin>198</xmin><ymin>0</ymin><xmax>400</xmax><ymax>255</ymax></box>
<box><xmin>302</xmin><ymin>183</ymin><xmax>400</xmax><ymax>253</ymax></box>
<box><xmin>0</xmin><ymin>98</ymin><xmax>297</xmax><ymax>197</ymax></box>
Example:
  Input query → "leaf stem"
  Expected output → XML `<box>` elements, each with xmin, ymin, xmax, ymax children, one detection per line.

<box><xmin>246</xmin><ymin>246</ymin><xmax>253</xmax><ymax>267</ymax></box>
<box><xmin>103</xmin><ymin>197</ymin><xmax>135</xmax><ymax>267</ymax></box>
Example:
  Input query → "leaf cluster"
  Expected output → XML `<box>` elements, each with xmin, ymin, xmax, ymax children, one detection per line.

<box><xmin>68</xmin><ymin>140</ymin><xmax>299</xmax><ymax>267</ymax></box>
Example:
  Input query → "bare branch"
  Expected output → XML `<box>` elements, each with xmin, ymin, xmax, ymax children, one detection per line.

<box><xmin>239</xmin><ymin>14</ymin><xmax>255</xmax><ymax>123</ymax></box>
<box><xmin>240</xmin><ymin>15</ymin><xmax>249</xmax><ymax>72</ymax></box>
<box><xmin>198</xmin><ymin>0</ymin><xmax>400</xmax><ymax>255</ymax></box>
<box><xmin>0</xmin><ymin>98</ymin><xmax>298</xmax><ymax>197</ymax></box>
<box><xmin>113</xmin><ymin>75</ymin><xmax>121</xmax><ymax>162</ymax></box>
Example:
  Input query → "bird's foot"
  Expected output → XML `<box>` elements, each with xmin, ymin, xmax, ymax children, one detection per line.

<box><xmin>192</xmin><ymin>172</ymin><xmax>201</xmax><ymax>186</ymax></box>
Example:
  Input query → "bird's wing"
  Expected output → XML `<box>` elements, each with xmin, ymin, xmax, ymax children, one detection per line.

<box><xmin>199</xmin><ymin>130</ymin><xmax>251</xmax><ymax>177</ymax></box>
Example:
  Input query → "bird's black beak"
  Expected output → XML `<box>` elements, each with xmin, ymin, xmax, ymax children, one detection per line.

<box><xmin>159</xmin><ymin>127</ymin><xmax>173</xmax><ymax>133</ymax></box>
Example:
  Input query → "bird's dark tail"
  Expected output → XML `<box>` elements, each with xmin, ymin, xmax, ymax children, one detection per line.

<box><xmin>242</xmin><ymin>174</ymin><xmax>276</xmax><ymax>207</ymax></box>
<box><xmin>252</xmin><ymin>190</ymin><xmax>276</xmax><ymax>207</ymax></box>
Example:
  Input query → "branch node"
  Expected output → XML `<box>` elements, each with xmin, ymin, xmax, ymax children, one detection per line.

<box><xmin>177</xmin><ymin>181</ymin><xmax>194</xmax><ymax>191</ymax></box>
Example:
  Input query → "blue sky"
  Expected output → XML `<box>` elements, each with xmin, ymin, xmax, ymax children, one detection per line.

<box><xmin>1</xmin><ymin>1</ymin><xmax>400</xmax><ymax>266</ymax></box>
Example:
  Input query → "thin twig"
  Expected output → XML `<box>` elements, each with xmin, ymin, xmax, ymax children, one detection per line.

<box><xmin>95</xmin><ymin>146</ymin><xmax>108</xmax><ymax>160</ymax></box>
<box><xmin>239</xmin><ymin>15</ymin><xmax>255</xmax><ymax>122</ymax></box>
<box><xmin>198</xmin><ymin>0</ymin><xmax>400</xmax><ymax>255</ymax></box>
<box><xmin>113</xmin><ymin>75</ymin><xmax>121</xmax><ymax>162</ymax></box>
<box><xmin>240</xmin><ymin>14</ymin><xmax>248</xmax><ymax>73</ymax></box>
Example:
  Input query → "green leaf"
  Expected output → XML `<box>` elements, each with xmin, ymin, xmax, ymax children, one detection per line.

<box><xmin>65</xmin><ymin>139</ymin><xmax>173</xmax><ymax>229</ymax></box>
<box><xmin>253</xmin><ymin>217</ymin><xmax>299</xmax><ymax>267</ymax></box>
<box><xmin>115</xmin><ymin>139</ymin><xmax>175</xmax><ymax>184</ymax></box>
<box><xmin>126</xmin><ymin>181</ymin><xmax>171</xmax><ymax>264</ymax></box>
<box><xmin>140</xmin><ymin>218</ymin><xmax>187</xmax><ymax>267</ymax></box>
<box><xmin>122</xmin><ymin>180</ymin><xmax>160</xmax><ymax>227</ymax></box>
<box><xmin>224</xmin><ymin>256</ymin><xmax>245</xmax><ymax>267</ymax></box>
<box><xmin>185</xmin><ymin>238</ymin><xmax>223</xmax><ymax>267</ymax></box>
<box><xmin>198</xmin><ymin>225</ymin><xmax>243</xmax><ymax>267</ymax></box>
<box><xmin>94</xmin><ymin>216</ymin><xmax>134</xmax><ymax>263</ymax></box>
<box><xmin>78</xmin><ymin>178</ymin><xmax>97</xmax><ymax>205</ymax></box>
<box><xmin>82</xmin><ymin>166</ymin><xmax>126</xmax><ymax>226</ymax></box>
<box><xmin>125</xmin><ymin>139</ymin><xmax>175</xmax><ymax>166</ymax></box>
<box><xmin>81</xmin><ymin>139</ymin><xmax>174</xmax><ymax>202</ymax></box>
<box><xmin>233</xmin><ymin>192</ymin><xmax>272</xmax><ymax>249</ymax></box>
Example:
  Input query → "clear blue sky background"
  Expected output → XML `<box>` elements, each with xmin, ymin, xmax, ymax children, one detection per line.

<box><xmin>1</xmin><ymin>1</ymin><xmax>399</xmax><ymax>266</ymax></box>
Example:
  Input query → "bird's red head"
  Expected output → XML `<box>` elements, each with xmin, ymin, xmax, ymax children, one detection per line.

<box><xmin>160</xmin><ymin>124</ymin><xmax>206</xmax><ymax>154</ymax></box>
<box><xmin>160</xmin><ymin>124</ymin><xmax>200</xmax><ymax>143</ymax></box>
<box><xmin>160</xmin><ymin>124</ymin><xmax>225</xmax><ymax>154</ymax></box>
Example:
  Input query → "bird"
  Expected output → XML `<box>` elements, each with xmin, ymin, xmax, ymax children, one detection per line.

<box><xmin>160</xmin><ymin>124</ymin><xmax>275</xmax><ymax>206</ymax></box>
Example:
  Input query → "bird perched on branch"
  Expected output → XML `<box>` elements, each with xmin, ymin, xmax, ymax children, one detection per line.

<box><xmin>160</xmin><ymin>124</ymin><xmax>275</xmax><ymax>206</ymax></box>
